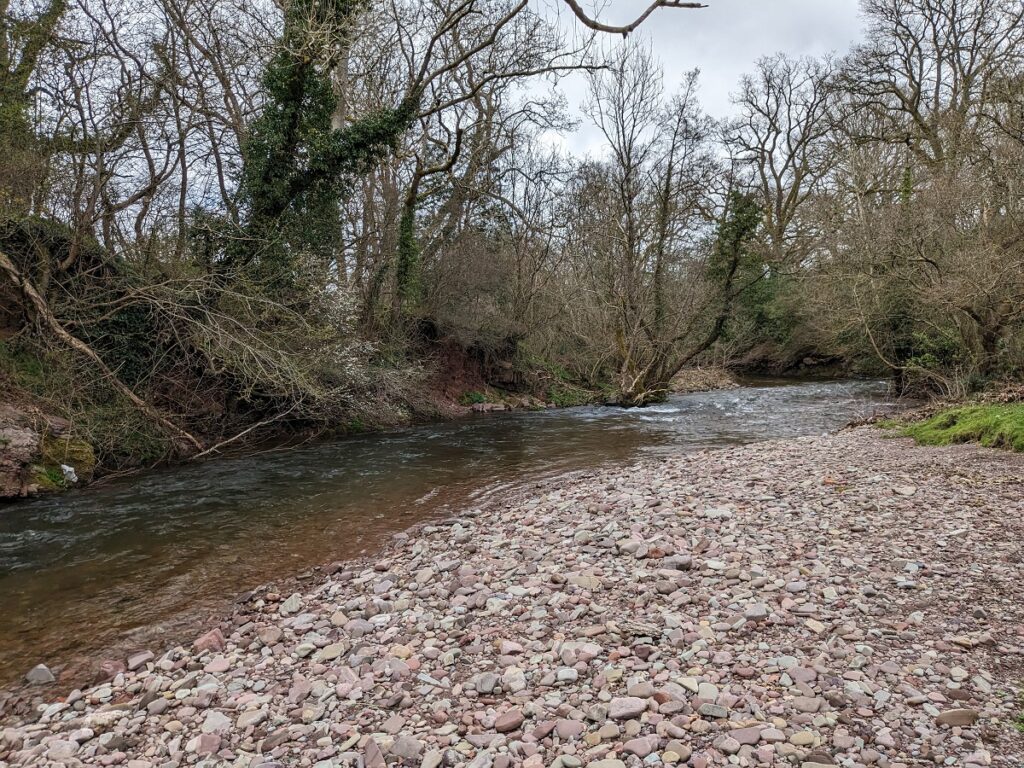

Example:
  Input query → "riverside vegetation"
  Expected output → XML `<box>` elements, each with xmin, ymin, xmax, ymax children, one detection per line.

<box><xmin>900</xmin><ymin>404</ymin><xmax>1024</xmax><ymax>453</ymax></box>
<box><xmin>2</xmin><ymin>0</ymin><xmax>1024</xmax><ymax>493</ymax></box>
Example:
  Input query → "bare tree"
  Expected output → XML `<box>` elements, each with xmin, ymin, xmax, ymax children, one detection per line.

<box><xmin>563</xmin><ymin>43</ymin><xmax>729</xmax><ymax>404</ymax></box>
<box><xmin>726</xmin><ymin>54</ymin><xmax>835</xmax><ymax>265</ymax></box>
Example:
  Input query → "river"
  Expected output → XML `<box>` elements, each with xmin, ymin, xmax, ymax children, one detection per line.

<box><xmin>0</xmin><ymin>378</ymin><xmax>897</xmax><ymax>685</ymax></box>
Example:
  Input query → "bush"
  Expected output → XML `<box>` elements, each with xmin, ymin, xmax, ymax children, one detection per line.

<box><xmin>547</xmin><ymin>383</ymin><xmax>594</xmax><ymax>408</ymax></box>
<box><xmin>459</xmin><ymin>391</ymin><xmax>489</xmax><ymax>405</ymax></box>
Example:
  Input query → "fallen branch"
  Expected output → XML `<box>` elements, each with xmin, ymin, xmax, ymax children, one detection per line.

<box><xmin>0</xmin><ymin>248</ymin><xmax>205</xmax><ymax>452</ymax></box>
<box><xmin>189</xmin><ymin>403</ymin><xmax>298</xmax><ymax>460</ymax></box>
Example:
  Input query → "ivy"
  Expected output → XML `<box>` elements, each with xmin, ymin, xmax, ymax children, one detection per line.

<box><xmin>226</xmin><ymin>0</ymin><xmax>420</xmax><ymax>291</ymax></box>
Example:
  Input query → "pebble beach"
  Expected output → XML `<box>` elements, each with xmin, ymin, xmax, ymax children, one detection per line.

<box><xmin>2</xmin><ymin>428</ymin><xmax>1023</xmax><ymax>768</ymax></box>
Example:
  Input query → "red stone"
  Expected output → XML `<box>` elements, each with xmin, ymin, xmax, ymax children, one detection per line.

<box><xmin>193</xmin><ymin>628</ymin><xmax>225</xmax><ymax>654</ymax></box>
<box><xmin>495</xmin><ymin>708</ymin><xmax>525</xmax><ymax>733</ymax></box>
<box><xmin>94</xmin><ymin>659</ymin><xmax>125</xmax><ymax>684</ymax></box>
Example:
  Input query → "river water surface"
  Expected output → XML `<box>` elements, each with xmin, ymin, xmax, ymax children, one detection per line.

<box><xmin>0</xmin><ymin>379</ymin><xmax>896</xmax><ymax>685</ymax></box>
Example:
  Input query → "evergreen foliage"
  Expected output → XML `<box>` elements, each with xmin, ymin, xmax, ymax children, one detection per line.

<box><xmin>229</xmin><ymin>0</ymin><xmax>419</xmax><ymax>288</ymax></box>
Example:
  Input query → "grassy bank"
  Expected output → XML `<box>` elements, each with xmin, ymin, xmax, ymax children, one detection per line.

<box><xmin>892</xmin><ymin>403</ymin><xmax>1024</xmax><ymax>452</ymax></box>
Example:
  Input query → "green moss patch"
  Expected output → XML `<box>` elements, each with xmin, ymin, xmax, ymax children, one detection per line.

<box><xmin>895</xmin><ymin>404</ymin><xmax>1024</xmax><ymax>452</ymax></box>
<box><xmin>40</xmin><ymin>434</ymin><xmax>97</xmax><ymax>481</ymax></box>
<box><xmin>30</xmin><ymin>465</ymin><xmax>66</xmax><ymax>491</ymax></box>
<box><xmin>459</xmin><ymin>390</ymin><xmax>489</xmax><ymax>406</ymax></box>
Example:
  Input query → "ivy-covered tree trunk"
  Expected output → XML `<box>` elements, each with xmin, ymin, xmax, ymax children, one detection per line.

<box><xmin>219</xmin><ymin>0</ymin><xmax>420</xmax><ymax>294</ymax></box>
<box><xmin>393</xmin><ymin>177</ymin><xmax>423</xmax><ymax>325</ymax></box>
<box><xmin>0</xmin><ymin>0</ymin><xmax>66</xmax><ymax>218</ymax></box>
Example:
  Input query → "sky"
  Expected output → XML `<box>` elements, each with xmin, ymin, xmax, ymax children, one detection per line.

<box><xmin>547</xmin><ymin>0</ymin><xmax>866</xmax><ymax>155</ymax></box>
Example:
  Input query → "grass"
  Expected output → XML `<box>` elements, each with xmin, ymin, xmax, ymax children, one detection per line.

<box><xmin>459</xmin><ymin>390</ymin><xmax>489</xmax><ymax>406</ymax></box>
<box><xmin>894</xmin><ymin>403</ymin><xmax>1024</xmax><ymax>452</ymax></box>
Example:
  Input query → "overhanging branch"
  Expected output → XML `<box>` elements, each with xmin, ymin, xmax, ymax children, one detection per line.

<box><xmin>560</xmin><ymin>0</ymin><xmax>708</xmax><ymax>37</ymax></box>
<box><xmin>0</xmin><ymin>248</ymin><xmax>204</xmax><ymax>452</ymax></box>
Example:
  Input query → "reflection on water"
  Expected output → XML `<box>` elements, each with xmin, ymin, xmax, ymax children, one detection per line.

<box><xmin>0</xmin><ymin>378</ymin><xmax>895</xmax><ymax>683</ymax></box>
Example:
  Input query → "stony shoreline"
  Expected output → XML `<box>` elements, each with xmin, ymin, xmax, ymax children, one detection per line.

<box><xmin>2</xmin><ymin>428</ymin><xmax>1023</xmax><ymax>767</ymax></box>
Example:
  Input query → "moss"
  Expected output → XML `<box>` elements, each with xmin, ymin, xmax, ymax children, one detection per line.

<box><xmin>24</xmin><ymin>434</ymin><xmax>99</xmax><ymax>492</ymax></box>
<box><xmin>40</xmin><ymin>434</ymin><xmax>98</xmax><ymax>480</ymax></box>
<box><xmin>893</xmin><ymin>404</ymin><xmax>1024</xmax><ymax>452</ymax></box>
<box><xmin>30</xmin><ymin>464</ymin><xmax>65</xmax><ymax>491</ymax></box>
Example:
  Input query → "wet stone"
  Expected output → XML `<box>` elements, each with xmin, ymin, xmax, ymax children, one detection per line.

<box><xmin>25</xmin><ymin>664</ymin><xmax>55</xmax><ymax>685</ymax></box>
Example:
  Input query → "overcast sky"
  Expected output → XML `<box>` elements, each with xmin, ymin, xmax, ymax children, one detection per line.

<box><xmin>546</xmin><ymin>0</ymin><xmax>866</xmax><ymax>155</ymax></box>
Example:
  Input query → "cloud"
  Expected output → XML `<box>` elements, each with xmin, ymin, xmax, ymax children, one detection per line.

<box><xmin>541</xmin><ymin>0</ymin><xmax>864</xmax><ymax>156</ymax></box>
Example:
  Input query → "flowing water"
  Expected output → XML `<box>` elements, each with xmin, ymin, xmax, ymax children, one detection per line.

<box><xmin>0</xmin><ymin>378</ymin><xmax>897</xmax><ymax>685</ymax></box>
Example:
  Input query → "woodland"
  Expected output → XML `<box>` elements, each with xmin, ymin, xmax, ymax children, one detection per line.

<box><xmin>2</xmin><ymin>0</ymin><xmax>1023</xmax><ymax>470</ymax></box>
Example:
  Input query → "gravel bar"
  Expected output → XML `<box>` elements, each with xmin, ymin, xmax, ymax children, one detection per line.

<box><xmin>2</xmin><ymin>428</ymin><xmax>1023</xmax><ymax>768</ymax></box>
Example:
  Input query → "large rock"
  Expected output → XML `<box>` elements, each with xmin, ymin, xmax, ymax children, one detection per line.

<box><xmin>201</xmin><ymin>710</ymin><xmax>232</xmax><ymax>734</ymax></box>
<box><xmin>744</xmin><ymin>603</ymin><xmax>769</xmax><ymax>621</ymax></box>
<box><xmin>39</xmin><ymin>434</ymin><xmax>96</xmax><ymax>483</ymax></box>
<box><xmin>494</xmin><ymin>709</ymin><xmax>525</xmax><ymax>733</ymax></box>
<box><xmin>609</xmin><ymin>697</ymin><xmax>647</xmax><ymax>720</ymax></box>
<box><xmin>237</xmin><ymin>709</ymin><xmax>267</xmax><ymax>729</ymax></box>
<box><xmin>193</xmin><ymin>628</ymin><xmax>225</xmax><ymax>654</ymax></box>
<box><xmin>622</xmin><ymin>737</ymin><xmax>656</xmax><ymax>757</ymax></box>
<box><xmin>0</xmin><ymin>416</ymin><xmax>38</xmax><ymax>498</ymax></box>
<box><xmin>729</xmin><ymin>726</ymin><xmax>763</xmax><ymax>745</ymax></box>
<box><xmin>698</xmin><ymin>703</ymin><xmax>729</xmax><ymax>719</ymax></box>
<box><xmin>46</xmin><ymin>739</ymin><xmax>78</xmax><ymax>760</ymax></box>
<box><xmin>390</xmin><ymin>735</ymin><xmax>424</xmax><ymax>760</ymax></box>
<box><xmin>0</xmin><ymin>405</ymin><xmax>95</xmax><ymax>497</ymax></box>
<box><xmin>935</xmin><ymin>709</ymin><xmax>979</xmax><ymax>727</ymax></box>
<box><xmin>127</xmin><ymin>651</ymin><xmax>154</xmax><ymax>671</ymax></box>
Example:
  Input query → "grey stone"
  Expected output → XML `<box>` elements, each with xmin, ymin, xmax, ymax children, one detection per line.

<box><xmin>25</xmin><ymin>664</ymin><xmax>55</xmax><ymax>684</ymax></box>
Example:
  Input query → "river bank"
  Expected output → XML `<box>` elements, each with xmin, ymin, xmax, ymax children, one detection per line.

<box><xmin>2</xmin><ymin>427</ymin><xmax>1021</xmax><ymax>766</ymax></box>
<box><xmin>0</xmin><ymin>380</ymin><xmax>893</xmax><ymax>689</ymax></box>
<box><xmin>0</xmin><ymin>355</ymin><xmax>743</xmax><ymax>502</ymax></box>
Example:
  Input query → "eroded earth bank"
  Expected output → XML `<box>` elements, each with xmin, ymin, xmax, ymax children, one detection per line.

<box><xmin>2</xmin><ymin>428</ymin><xmax>1022</xmax><ymax>768</ymax></box>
